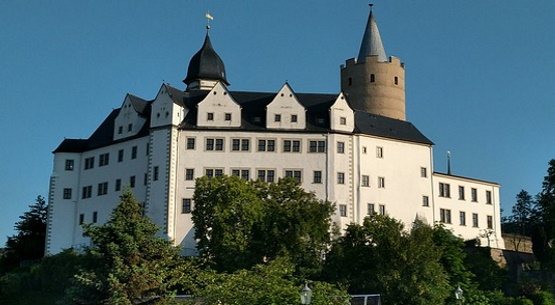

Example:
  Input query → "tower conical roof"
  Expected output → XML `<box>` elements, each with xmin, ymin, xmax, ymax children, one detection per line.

<box><xmin>357</xmin><ymin>9</ymin><xmax>387</xmax><ymax>63</ymax></box>
<box><xmin>184</xmin><ymin>33</ymin><xmax>229</xmax><ymax>87</ymax></box>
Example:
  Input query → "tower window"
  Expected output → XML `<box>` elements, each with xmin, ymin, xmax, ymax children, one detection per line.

<box><xmin>370</xmin><ymin>74</ymin><xmax>375</xmax><ymax>83</ymax></box>
<box><xmin>348</xmin><ymin>77</ymin><xmax>352</xmax><ymax>86</ymax></box>
<box><xmin>394</xmin><ymin>76</ymin><xmax>398</xmax><ymax>85</ymax></box>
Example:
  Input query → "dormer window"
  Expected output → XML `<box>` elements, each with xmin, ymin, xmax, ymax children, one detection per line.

<box><xmin>118</xmin><ymin>126</ymin><xmax>123</xmax><ymax>134</ymax></box>
<box><xmin>291</xmin><ymin>114</ymin><xmax>298</xmax><ymax>123</ymax></box>
<box><xmin>274</xmin><ymin>114</ymin><xmax>281</xmax><ymax>122</ymax></box>
<box><xmin>225</xmin><ymin>113</ymin><xmax>232</xmax><ymax>121</ymax></box>
<box><xmin>127</xmin><ymin>124</ymin><xmax>132</xmax><ymax>132</ymax></box>
<box><xmin>207</xmin><ymin>112</ymin><xmax>214</xmax><ymax>121</ymax></box>
<box><xmin>254</xmin><ymin>117</ymin><xmax>261</xmax><ymax>123</ymax></box>
<box><xmin>340</xmin><ymin>117</ymin><xmax>347</xmax><ymax>125</ymax></box>
<box><xmin>317</xmin><ymin>118</ymin><xmax>324</xmax><ymax>124</ymax></box>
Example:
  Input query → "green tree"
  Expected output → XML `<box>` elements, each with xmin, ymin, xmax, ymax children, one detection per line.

<box><xmin>192</xmin><ymin>176</ymin><xmax>335</xmax><ymax>276</ymax></box>
<box><xmin>0</xmin><ymin>196</ymin><xmax>48</xmax><ymax>274</ymax></box>
<box><xmin>533</xmin><ymin>160</ymin><xmax>555</xmax><ymax>268</ymax></box>
<box><xmin>192</xmin><ymin>258</ymin><xmax>348</xmax><ymax>305</ymax></box>
<box><xmin>504</xmin><ymin>190</ymin><xmax>535</xmax><ymax>251</ymax></box>
<box><xmin>63</xmin><ymin>189</ymin><xmax>186</xmax><ymax>305</ymax></box>
<box><xmin>431</xmin><ymin>225</ymin><xmax>476</xmax><ymax>292</ymax></box>
<box><xmin>323</xmin><ymin>215</ymin><xmax>450</xmax><ymax>305</ymax></box>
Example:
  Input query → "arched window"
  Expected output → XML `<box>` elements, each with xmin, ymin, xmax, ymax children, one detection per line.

<box><xmin>394</xmin><ymin>76</ymin><xmax>398</xmax><ymax>85</ymax></box>
<box><xmin>370</xmin><ymin>74</ymin><xmax>375</xmax><ymax>83</ymax></box>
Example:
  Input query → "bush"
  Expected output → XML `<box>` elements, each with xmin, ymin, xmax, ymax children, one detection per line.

<box><xmin>528</xmin><ymin>291</ymin><xmax>555</xmax><ymax>305</ymax></box>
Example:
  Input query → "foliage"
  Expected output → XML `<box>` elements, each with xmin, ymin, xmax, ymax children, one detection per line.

<box><xmin>191</xmin><ymin>257</ymin><xmax>348</xmax><ymax>305</ymax></box>
<box><xmin>528</xmin><ymin>291</ymin><xmax>555</xmax><ymax>305</ymax></box>
<box><xmin>0</xmin><ymin>196</ymin><xmax>48</xmax><ymax>274</ymax></box>
<box><xmin>322</xmin><ymin>215</ymin><xmax>450</xmax><ymax>305</ymax></box>
<box><xmin>463</xmin><ymin>246</ymin><xmax>507</xmax><ymax>291</ymax></box>
<box><xmin>431</xmin><ymin>225</ymin><xmax>476</xmax><ymax>292</ymax></box>
<box><xmin>192</xmin><ymin>176</ymin><xmax>335</xmax><ymax>276</ymax></box>
<box><xmin>533</xmin><ymin>160</ymin><xmax>555</xmax><ymax>268</ymax></box>
<box><xmin>0</xmin><ymin>249</ymin><xmax>85</xmax><ymax>305</ymax></box>
<box><xmin>63</xmin><ymin>188</ymin><xmax>186</xmax><ymax>305</ymax></box>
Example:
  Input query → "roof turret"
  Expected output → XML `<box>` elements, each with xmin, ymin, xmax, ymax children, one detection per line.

<box><xmin>183</xmin><ymin>32</ymin><xmax>229</xmax><ymax>89</ymax></box>
<box><xmin>357</xmin><ymin>7</ymin><xmax>387</xmax><ymax>63</ymax></box>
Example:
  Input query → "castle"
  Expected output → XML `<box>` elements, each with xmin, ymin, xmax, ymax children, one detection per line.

<box><xmin>46</xmin><ymin>8</ymin><xmax>504</xmax><ymax>255</ymax></box>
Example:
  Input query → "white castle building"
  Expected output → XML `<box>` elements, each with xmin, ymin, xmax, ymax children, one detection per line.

<box><xmin>45</xmin><ymin>9</ymin><xmax>504</xmax><ymax>255</ymax></box>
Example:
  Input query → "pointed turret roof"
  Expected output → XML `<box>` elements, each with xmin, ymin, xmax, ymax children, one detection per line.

<box><xmin>357</xmin><ymin>8</ymin><xmax>387</xmax><ymax>63</ymax></box>
<box><xmin>184</xmin><ymin>32</ymin><xmax>229</xmax><ymax>87</ymax></box>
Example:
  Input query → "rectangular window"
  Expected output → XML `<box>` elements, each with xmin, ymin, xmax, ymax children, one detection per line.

<box><xmin>225</xmin><ymin>113</ymin><xmax>232</xmax><ymax>121</ymax></box>
<box><xmin>274</xmin><ymin>114</ymin><xmax>281</xmax><ymax>122</ymax></box>
<box><xmin>339</xmin><ymin>204</ymin><xmax>347</xmax><ymax>217</ymax></box>
<box><xmin>127</xmin><ymin>123</ymin><xmax>133</xmax><ymax>132</ymax></box>
<box><xmin>144</xmin><ymin>173</ymin><xmax>148</xmax><ymax>185</ymax></box>
<box><xmin>186</xmin><ymin>138</ymin><xmax>196</xmax><ymax>150</ymax></box>
<box><xmin>130</xmin><ymin>176</ymin><xmax>136</xmax><ymax>188</ymax></box>
<box><xmin>207</xmin><ymin>112</ymin><xmax>214</xmax><ymax>121</ymax></box>
<box><xmin>185</xmin><ymin>168</ymin><xmax>195</xmax><ymax>181</ymax></box>
<box><xmin>487</xmin><ymin>215</ymin><xmax>493</xmax><ymax>229</ymax></box>
<box><xmin>97</xmin><ymin>182</ymin><xmax>108</xmax><ymax>196</ymax></box>
<box><xmin>206</xmin><ymin>138</ymin><xmax>224</xmax><ymax>151</ymax></box>
<box><xmin>309</xmin><ymin>140</ymin><xmax>326</xmax><ymax>153</ymax></box>
<box><xmin>460</xmin><ymin>211</ymin><xmax>466</xmax><ymax>226</ymax></box>
<box><xmin>422</xmin><ymin>195</ymin><xmax>429</xmax><ymax>207</ymax></box>
<box><xmin>337</xmin><ymin>141</ymin><xmax>345</xmax><ymax>154</ymax></box>
<box><xmin>376</xmin><ymin>146</ymin><xmax>384</xmax><ymax>158</ymax></box>
<box><xmin>257</xmin><ymin>169</ymin><xmax>275</xmax><ymax>182</ymax></box>
<box><xmin>99</xmin><ymin>153</ymin><xmax>109</xmax><ymax>167</ymax></box>
<box><xmin>146</xmin><ymin>143</ymin><xmax>149</xmax><ymax>156</ymax></box>
<box><xmin>420</xmin><ymin>167</ymin><xmax>427</xmax><ymax>178</ymax></box>
<box><xmin>283</xmin><ymin>140</ymin><xmax>301</xmax><ymax>152</ymax></box>
<box><xmin>379</xmin><ymin>204</ymin><xmax>386</xmax><ymax>215</ymax></box>
<box><xmin>471</xmin><ymin>188</ymin><xmax>478</xmax><ymax>202</ymax></box>
<box><xmin>285</xmin><ymin>170</ymin><xmax>302</xmax><ymax>182</ymax></box>
<box><xmin>486</xmin><ymin>191</ymin><xmax>492</xmax><ymax>204</ymax></box>
<box><xmin>362</xmin><ymin>175</ymin><xmax>370</xmax><ymax>187</ymax></box>
<box><xmin>79</xmin><ymin>214</ymin><xmax>84</xmax><ymax>225</ymax></box>
<box><xmin>337</xmin><ymin>172</ymin><xmax>345</xmax><ymax>184</ymax></box>
<box><xmin>65</xmin><ymin>159</ymin><xmax>74</xmax><ymax>171</ymax></box>
<box><xmin>153</xmin><ymin>166</ymin><xmax>159</xmax><ymax>181</ymax></box>
<box><xmin>118</xmin><ymin>149</ymin><xmax>124</xmax><ymax>162</ymax></box>
<box><xmin>115</xmin><ymin>179</ymin><xmax>121</xmax><ymax>191</ymax></box>
<box><xmin>378</xmin><ymin>177</ymin><xmax>385</xmax><ymax>188</ymax></box>
<box><xmin>459</xmin><ymin>186</ymin><xmax>465</xmax><ymax>200</ymax></box>
<box><xmin>63</xmin><ymin>188</ymin><xmax>72</xmax><ymax>199</ymax></box>
<box><xmin>472</xmin><ymin>213</ymin><xmax>479</xmax><ymax>227</ymax></box>
<box><xmin>362</xmin><ymin>146</ymin><xmax>367</xmax><ymax>154</ymax></box>
<box><xmin>82</xmin><ymin>186</ymin><xmax>92</xmax><ymax>199</ymax></box>
<box><xmin>118</xmin><ymin>126</ymin><xmax>123</xmax><ymax>134</ymax></box>
<box><xmin>291</xmin><ymin>114</ymin><xmax>298</xmax><ymax>123</ymax></box>
<box><xmin>258</xmin><ymin>139</ymin><xmax>275</xmax><ymax>152</ymax></box>
<box><xmin>340</xmin><ymin>117</ymin><xmax>347</xmax><ymax>125</ymax></box>
<box><xmin>182</xmin><ymin>199</ymin><xmax>192</xmax><ymax>214</ymax></box>
<box><xmin>232</xmin><ymin>169</ymin><xmax>250</xmax><ymax>180</ymax></box>
<box><xmin>232</xmin><ymin>139</ymin><xmax>250</xmax><ymax>151</ymax></box>
<box><xmin>313</xmin><ymin>171</ymin><xmax>322</xmax><ymax>184</ymax></box>
<box><xmin>92</xmin><ymin>212</ymin><xmax>98</xmax><ymax>223</ymax></box>
<box><xmin>84</xmin><ymin>157</ymin><xmax>95</xmax><ymax>170</ymax></box>
<box><xmin>367</xmin><ymin>203</ymin><xmax>375</xmax><ymax>215</ymax></box>
<box><xmin>440</xmin><ymin>208</ymin><xmax>452</xmax><ymax>224</ymax></box>
<box><xmin>131</xmin><ymin>146</ymin><xmax>137</xmax><ymax>159</ymax></box>
<box><xmin>205</xmin><ymin>168</ymin><xmax>224</xmax><ymax>178</ymax></box>
<box><xmin>439</xmin><ymin>183</ymin><xmax>451</xmax><ymax>198</ymax></box>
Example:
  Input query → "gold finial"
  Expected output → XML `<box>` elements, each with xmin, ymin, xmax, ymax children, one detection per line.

<box><xmin>205</xmin><ymin>12</ymin><xmax>214</xmax><ymax>30</ymax></box>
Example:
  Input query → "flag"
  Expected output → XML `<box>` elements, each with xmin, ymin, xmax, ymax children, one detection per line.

<box><xmin>206</xmin><ymin>12</ymin><xmax>214</xmax><ymax>20</ymax></box>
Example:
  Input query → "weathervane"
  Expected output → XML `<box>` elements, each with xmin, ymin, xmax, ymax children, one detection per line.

<box><xmin>205</xmin><ymin>11</ymin><xmax>214</xmax><ymax>31</ymax></box>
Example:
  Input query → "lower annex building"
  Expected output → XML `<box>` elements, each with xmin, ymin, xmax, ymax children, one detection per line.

<box><xmin>45</xmin><ymin>9</ymin><xmax>505</xmax><ymax>255</ymax></box>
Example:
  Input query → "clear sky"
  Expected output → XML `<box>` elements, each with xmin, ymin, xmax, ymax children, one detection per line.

<box><xmin>1</xmin><ymin>1</ymin><xmax>554</xmax><ymax>242</ymax></box>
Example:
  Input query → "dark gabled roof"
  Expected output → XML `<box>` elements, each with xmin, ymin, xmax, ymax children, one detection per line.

<box><xmin>183</xmin><ymin>33</ymin><xmax>229</xmax><ymax>86</ymax></box>
<box><xmin>53</xmin><ymin>107</ymin><xmax>151</xmax><ymax>153</ymax></box>
<box><xmin>354</xmin><ymin>111</ymin><xmax>433</xmax><ymax>145</ymax></box>
<box><xmin>128</xmin><ymin>94</ymin><xmax>149</xmax><ymax>116</ymax></box>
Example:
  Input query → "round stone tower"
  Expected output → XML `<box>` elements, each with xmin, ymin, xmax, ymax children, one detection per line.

<box><xmin>340</xmin><ymin>8</ymin><xmax>406</xmax><ymax>121</ymax></box>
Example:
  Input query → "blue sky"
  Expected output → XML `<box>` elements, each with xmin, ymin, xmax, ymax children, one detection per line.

<box><xmin>1</xmin><ymin>1</ymin><xmax>554</xmax><ymax>241</ymax></box>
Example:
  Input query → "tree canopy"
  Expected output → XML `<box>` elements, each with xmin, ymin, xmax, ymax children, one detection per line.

<box><xmin>192</xmin><ymin>176</ymin><xmax>335</xmax><ymax>276</ymax></box>
<box><xmin>63</xmin><ymin>189</ymin><xmax>186</xmax><ymax>305</ymax></box>
<box><xmin>0</xmin><ymin>195</ymin><xmax>48</xmax><ymax>274</ymax></box>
